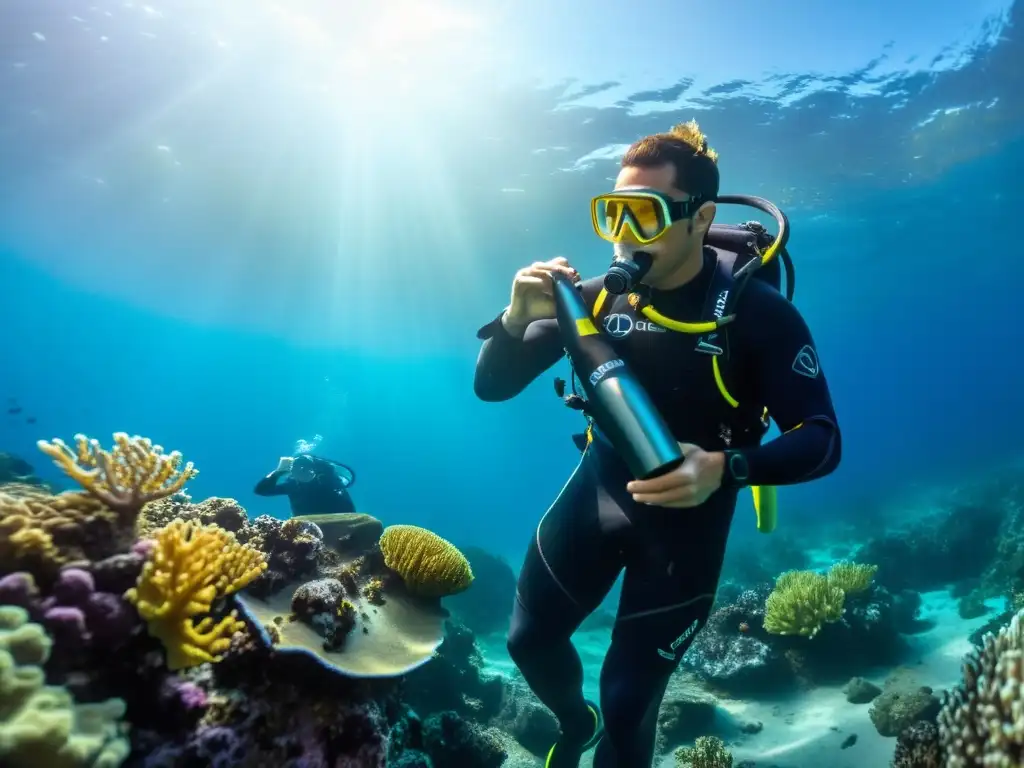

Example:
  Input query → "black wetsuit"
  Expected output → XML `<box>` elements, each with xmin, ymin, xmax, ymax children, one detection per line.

<box><xmin>474</xmin><ymin>247</ymin><xmax>841</xmax><ymax>767</ymax></box>
<box><xmin>253</xmin><ymin>471</ymin><xmax>357</xmax><ymax>517</ymax></box>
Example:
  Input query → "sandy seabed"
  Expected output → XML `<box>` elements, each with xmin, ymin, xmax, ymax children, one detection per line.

<box><xmin>476</xmin><ymin>590</ymin><xmax>997</xmax><ymax>768</ymax></box>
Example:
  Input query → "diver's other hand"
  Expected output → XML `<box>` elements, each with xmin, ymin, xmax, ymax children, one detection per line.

<box><xmin>626</xmin><ymin>443</ymin><xmax>725</xmax><ymax>508</ymax></box>
<box><xmin>275</xmin><ymin>456</ymin><xmax>294</xmax><ymax>473</ymax></box>
<box><xmin>503</xmin><ymin>257</ymin><xmax>580</xmax><ymax>336</ymax></box>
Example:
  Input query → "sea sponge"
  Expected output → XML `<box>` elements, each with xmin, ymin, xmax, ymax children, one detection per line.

<box><xmin>0</xmin><ymin>486</ymin><xmax>126</xmax><ymax>578</ymax></box>
<box><xmin>827</xmin><ymin>561</ymin><xmax>878</xmax><ymax>594</ymax></box>
<box><xmin>938</xmin><ymin>607</ymin><xmax>1024</xmax><ymax>766</ymax></box>
<box><xmin>674</xmin><ymin>735</ymin><xmax>733</xmax><ymax>767</ymax></box>
<box><xmin>124</xmin><ymin>519</ymin><xmax>266</xmax><ymax>670</ymax></box>
<box><xmin>37</xmin><ymin>433</ymin><xmax>197</xmax><ymax>519</ymax></box>
<box><xmin>763</xmin><ymin>570</ymin><xmax>845</xmax><ymax>638</ymax></box>
<box><xmin>0</xmin><ymin>605</ymin><xmax>129</xmax><ymax>767</ymax></box>
<box><xmin>379</xmin><ymin>525</ymin><xmax>474</xmax><ymax>598</ymax></box>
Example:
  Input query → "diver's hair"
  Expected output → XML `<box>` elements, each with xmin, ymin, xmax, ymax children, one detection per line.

<box><xmin>621</xmin><ymin>120</ymin><xmax>720</xmax><ymax>200</ymax></box>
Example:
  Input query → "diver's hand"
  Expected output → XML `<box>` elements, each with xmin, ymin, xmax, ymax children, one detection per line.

<box><xmin>626</xmin><ymin>443</ymin><xmax>725</xmax><ymax>508</ymax></box>
<box><xmin>275</xmin><ymin>456</ymin><xmax>294</xmax><ymax>473</ymax></box>
<box><xmin>503</xmin><ymin>257</ymin><xmax>580</xmax><ymax>336</ymax></box>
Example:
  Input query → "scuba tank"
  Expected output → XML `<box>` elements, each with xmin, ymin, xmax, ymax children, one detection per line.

<box><xmin>549</xmin><ymin>271</ymin><xmax>684</xmax><ymax>480</ymax></box>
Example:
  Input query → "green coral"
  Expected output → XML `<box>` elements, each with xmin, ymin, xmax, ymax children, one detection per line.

<box><xmin>763</xmin><ymin>561</ymin><xmax>878</xmax><ymax>638</ymax></box>
<box><xmin>674</xmin><ymin>735</ymin><xmax>733</xmax><ymax>767</ymax></box>
<box><xmin>0</xmin><ymin>605</ymin><xmax>129</xmax><ymax>767</ymax></box>
<box><xmin>826</xmin><ymin>561</ymin><xmax>877</xmax><ymax>594</ymax></box>
<box><xmin>763</xmin><ymin>570</ymin><xmax>845</xmax><ymax>637</ymax></box>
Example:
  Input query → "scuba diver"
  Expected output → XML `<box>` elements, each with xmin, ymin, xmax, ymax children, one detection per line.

<box><xmin>253</xmin><ymin>454</ymin><xmax>357</xmax><ymax>517</ymax></box>
<box><xmin>473</xmin><ymin>120</ymin><xmax>841</xmax><ymax>768</ymax></box>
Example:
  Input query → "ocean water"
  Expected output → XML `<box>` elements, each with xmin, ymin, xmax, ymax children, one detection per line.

<box><xmin>2</xmin><ymin>1</ymin><xmax>1024</xmax><ymax>767</ymax></box>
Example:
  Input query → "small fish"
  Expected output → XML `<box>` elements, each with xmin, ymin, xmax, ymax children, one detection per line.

<box><xmin>7</xmin><ymin>406</ymin><xmax>21</xmax><ymax>414</ymax></box>
<box><xmin>738</xmin><ymin>622</ymin><xmax>749</xmax><ymax>633</ymax></box>
<box><xmin>26</xmin><ymin>417</ymin><xmax>36</xmax><ymax>424</ymax></box>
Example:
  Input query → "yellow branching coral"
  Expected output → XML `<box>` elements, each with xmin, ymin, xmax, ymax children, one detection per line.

<box><xmin>763</xmin><ymin>570</ymin><xmax>845</xmax><ymax>638</ymax></box>
<box><xmin>669</xmin><ymin>120</ymin><xmax>719</xmax><ymax>163</ymax></box>
<box><xmin>38</xmin><ymin>433</ymin><xmax>198</xmax><ymax>519</ymax></box>
<box><xmin>379</xmin><ymin>524</ymin><xmax>474</xmax><ymax>598</ymax></box>
<box><xmin>826</xmin><ymin>561</ymin><xmax>877</xmax><ymax>594</ymax></box>
<box><xmin>124</xmin><ymin>519</ymin><xmax>266</xmax><ymax>670</ymax></box>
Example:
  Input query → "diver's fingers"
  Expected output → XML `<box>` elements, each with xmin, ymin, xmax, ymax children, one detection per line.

<box><xmin>515</xmin><ymin>275</ymin><xmax>548</xmax><ymax>292</ymax></box>
<box><xmin>631</xmin><ymin>487</ymin><xmax>695</xmax><ymax>507</ymax></box>
<box><xmin>627</xmin><ymin>470</ymin><xmax>690</xmax><ymax>494</ymax></box>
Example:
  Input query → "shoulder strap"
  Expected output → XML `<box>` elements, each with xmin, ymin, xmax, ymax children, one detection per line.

<box><xmin>694</xmin><ymin>249</ymin><xmax>738</xmax><ymax>358</ymax></box>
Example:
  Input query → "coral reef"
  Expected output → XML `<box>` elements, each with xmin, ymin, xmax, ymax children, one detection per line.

<box><xmin>235</xmin><ymin>518</ymin><xmax>453</xmax><ymax>677</ymax></box>
<box><xmin>379</xmin><ymin>524</ymin><xmax>475</xmax><ymax>598</ymax></box>
<box><xmin>0</xmin><ymin>485</ymin><xmax>129</xmax><ymax>582</ymax></box>
<box><xmin>0</xmin><ymin>427</ymin><xmax>507</xmax><ymax>767</ymax></box>
<box><xmin>0</xmin><ymin>569</ymin><xmax>138</xmax><ymax>673</ymax></box>
<box><xmin>674</xmin><ymin>735</ymin><xmax>733</xmax><ymax>767</ymax></box>
<box><xmin>0</xmin><ymin>604</ymin><xmax>129</xmax><ymax>767</ymax></box>
<box><xmin>125</xmin><ymin>519</ymin><xmax>267</xmax><ymax>670</ymax></box>
<box><xmin>687</xmin><ymin>573</ymin><xmax>911</xmax><ymax>696</ymax></box>
<box><xmin>938</xmin><ymin>607</ymin><xmax>1024</xmax><ymax>766</ymax></box>
<box><xmin>892</xmin><ymin>720</ymin><xmax>942</xmax><ymax>768</ymax></box>
<box><xmin>763</xmin><ymin>561</ymin><xmax>876</xmax><ymax>638</ymax></box>
<box><xmin>37</xmin><ymin>433</ymin><xmax>197</xmax><ymax>519</ymax></box>
<box><xmin>402</xmin><ymin>620</ymin><xmax>505</xmax><ymax>723</ymax></box>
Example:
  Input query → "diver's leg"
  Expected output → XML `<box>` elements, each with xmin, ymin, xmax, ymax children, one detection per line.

<box><xmin>506</xmin><ymin>456</ymin><xmax>621</xmax><ymax>762</ymax></box>
<box><xmin>592</xmin><ymin>523</ymin><xmax>726</xmax><ymax>768</ymax></box>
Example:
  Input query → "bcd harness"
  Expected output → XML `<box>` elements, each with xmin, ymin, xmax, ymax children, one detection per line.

<box><xmin>557</xmin><ymin>213</ymin><xmax>795</xmax><ymax>534</ymax></box>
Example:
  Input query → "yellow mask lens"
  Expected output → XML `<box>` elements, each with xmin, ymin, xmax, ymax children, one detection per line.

<box><xmin>591</xmin><ymin>192</ymin><xmax>670</xmax><ymax>244</ymax></box>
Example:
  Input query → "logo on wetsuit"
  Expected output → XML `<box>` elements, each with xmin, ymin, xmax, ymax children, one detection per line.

<box><xmin>791</xmin><ymin>344</ymin><xmax>820</xmax><ymax>379</ymax></box>
<box><xmin>657</xmin><ymin>618</ymin><xmax>701</xmax><ymax>661</ymax></box>
<box><xmin>695</xmin><ymin>288</ymin><xmax>730</xmax><ymax>355</ymax></box>
<box><xmin>602</xmin><ymin>313</ymin><xmax>666</xmax><ymax>339</ymax></box>
<box><xmin>589</xmin><ymin>358</ymin><xmax>625</xmax><ymax>386</ymax></box>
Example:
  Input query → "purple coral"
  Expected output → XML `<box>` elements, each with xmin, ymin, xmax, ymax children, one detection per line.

<box><xmin>49</xmin><ymin>567</ymin><xmax>95</xmax><ymax>606</ymax></box>
<box><xmin>0</xmin><ymin>572</ymin><xmax>40</xmax><ymax>613</ymax></box>
<box><xmin>38</xmin><ymin>566</ymin><xmax>139</xmax><ymax>652</ymax></box>
<box><xmin>156</xmin><ymin>676</ymin><xmax>210</xmax><ymax>730</ymax></box>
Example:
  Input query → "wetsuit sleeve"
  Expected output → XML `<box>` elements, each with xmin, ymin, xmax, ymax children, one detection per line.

<box><xmin>732</xmin><ymin>283</ymin><xmax>841</xmax><ymax>487</ymax></box>
<box><xmin>473</xmin><ymin>277</ymin><xmax>604</xmax><ymax>402</ymax></box>
<box><xmin>254</xmin><ymin>470</ymin><xmax>294</xmax><ymax>496</ymax></box>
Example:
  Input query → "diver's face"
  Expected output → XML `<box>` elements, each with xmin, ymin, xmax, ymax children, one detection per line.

<box><xmin>614</xmin><ymin>163</ymin><xmax>714</xmax><ymax>286</ymax></box>
<box><xmin>291</xmin><ymin>460</ymin><xmax>315</xmax><ymax>483</ymax></box>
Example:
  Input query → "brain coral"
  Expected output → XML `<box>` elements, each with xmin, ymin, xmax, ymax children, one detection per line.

<box><xmin>379</xmin><ymin>525</ymin><xmax>473</xmax><ymax>598</ymax></box>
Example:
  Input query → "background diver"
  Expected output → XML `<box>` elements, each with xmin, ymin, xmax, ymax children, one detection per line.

<box><xmin>254</xmin><ymin>453</ymin><xmax>357</xmax><ymax>517</ymax></box>
<box><xmin>473</xmin><ymin>120</ymin><xmax>842</xmax><ymax>768</ymax></box>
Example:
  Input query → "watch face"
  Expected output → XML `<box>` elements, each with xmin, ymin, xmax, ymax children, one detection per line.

<box><xmin>728</xmin><ymin>452</ymin><xmax>749</xmax><ymax>482</ymax></box>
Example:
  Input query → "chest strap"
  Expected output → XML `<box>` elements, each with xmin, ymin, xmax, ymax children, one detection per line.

<box><xmin>588</xmin><ymin>263</ymin><xmax>778</xmax><ymax>535</ymax></box>
<box><xmin>590</xmin><ymin>254</ymin><xmax>745</xmax><ymax>410</ymax></box>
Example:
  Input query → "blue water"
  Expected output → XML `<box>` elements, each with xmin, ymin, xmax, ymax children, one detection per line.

<box><xmin>1</xmin><ymin>0</ymin><xmax>1023</xmax><ymax>561</ymax></box>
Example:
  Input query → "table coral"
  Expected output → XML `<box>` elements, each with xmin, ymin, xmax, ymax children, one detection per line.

<box><xmin>125</xmin><ymin>519</ymin><xmax>266</xmax><ymax>670</ymax></box>
<box><xmin>37</xmin><ymin>433</ymin><xmax>197</xmax><ymax>520</ymax></box>
<box><xmin>379</xmin><ymin>525</ymin><xmax>474</xmax><ymax>598</ymax></box>
<box><xmin>0</xmin><ymin>605</ymin><xmax>129</xmax><ymax>768</ymax></box>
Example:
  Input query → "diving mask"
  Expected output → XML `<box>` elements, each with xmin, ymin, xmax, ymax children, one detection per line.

<box><xmin>590</xmin><ymin>187</ymin><xmax>705</xmax><ymax>245</ymax></box>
